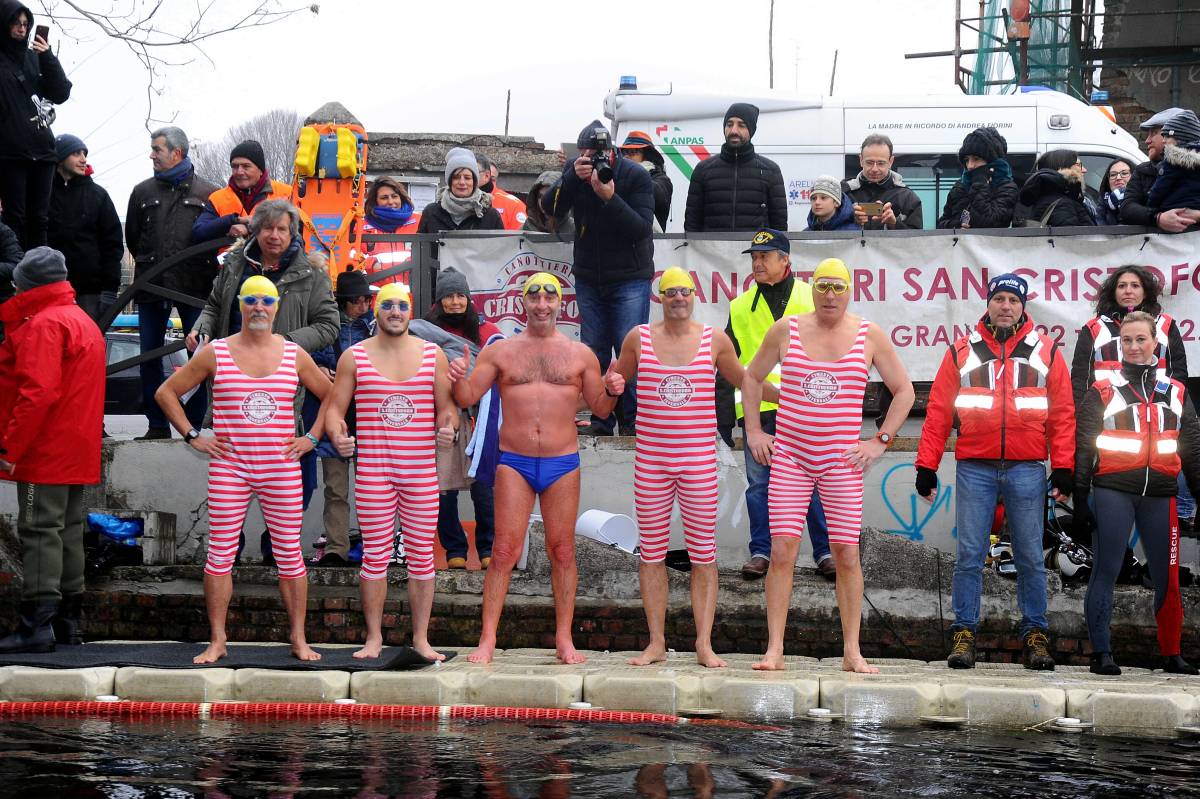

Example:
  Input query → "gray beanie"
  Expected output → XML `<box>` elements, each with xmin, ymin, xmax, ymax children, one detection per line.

<box><xmin>810</xmin><ymin>175</ymin><xmax>842</xmax><ymax>206</ymax></box>
<box><xmin>14</xmin><ymin>247</ymin><xmax>69</xmax><ymax>291</ymax></box>
<box><xmin>55</xmin><ymin>134</ymin><xmax>87</xmax><ymax>163</ymax></box>
<box><xmin>444</xmin><ymin>147</ymin><xmax>479</xmax><ymax>186</ymax></box>
<box><xmin>1162</xmin><ymin>110</ymin><xmax>1200</xmax><ymax>146</ymax></box>
<box><xmin>435</xmin><ymin>266</ymin><xmax>471</xmax><ymax>302</ymax></box>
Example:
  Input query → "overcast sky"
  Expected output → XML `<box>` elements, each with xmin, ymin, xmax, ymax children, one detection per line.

<box><xmin>41</xmin><ymin>0</ymin><xmax>955</xmax><ymax>214</ymax></box>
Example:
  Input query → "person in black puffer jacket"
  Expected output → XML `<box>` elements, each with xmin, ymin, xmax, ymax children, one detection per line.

<box><xmin>0</xmin><ymin>218</ymin><xmax>22</xmax><ymax>342</ymax></box>
<box><xmin>1017</xmin><ymin>149</ymin><xmax>1096</xmax><ymax>227</ymax></box>
<box><xmin>937</xmin><ymin>127</ymin><xmax>1018</xmax><ymax>229</ymax></box>
<box><xmin>684</xmin><ymin>103</ymin><xmax>787</xmax><ymax>231</ymax></box>
<box><xmin>0</xmin><ymin>1</ymin><xmax>71</xmax><ymax>250</ymax></box>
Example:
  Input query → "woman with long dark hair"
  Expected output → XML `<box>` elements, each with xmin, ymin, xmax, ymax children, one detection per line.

<box><xmin>1094</xmin><ymin>157</ymin><xmax>1135</xmax><ymax>225</ymax></box>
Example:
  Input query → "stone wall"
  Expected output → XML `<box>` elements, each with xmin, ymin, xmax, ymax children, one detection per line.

<box><xmin>366</xmin><ymin>132</ymin><xmax>561</xmax><ymax>194</ymax></box>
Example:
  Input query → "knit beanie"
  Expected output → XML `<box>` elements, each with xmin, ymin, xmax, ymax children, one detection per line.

<box><xmin>810</xmin><ymin>175</ymin><xmax>842</xmax><ymax>205</ymax></box>
<box><xmin>958</xmin><ymin>127</ymin><xmax>1007</xmax><ymax>165</ymax></box>
<box><xmin>55</xmin><ymin>134</ymin><xmax>87</xmax><ymax>163</ymax></box>
<box><xmin>229</xmin><ymin>140</ymin><xmax>267</xmax><ymax>173</ymax></box>
<box><xmin>13</xmin><ymin>246</ymin><xmax>69</xmax><ymax>291</ymax></box>
<box><xmin>444</xmin><ymin>147</ymin><xmax>479</xmax><ymax>185</ymax></box>
<box><xmin>576</xmin><ymin>120</ymin><xmax>609</xmax><ymax>150</ymax></box>
<box><xmin>988</xmin><ymin>273</ymin><xmax>1028</xmax><ymax>306</ymax></box>
<box><xmin>434</xmin><ymin>266</ymin><xmax>471</xmax><ymax>302</ymax></box>
<box><xmin>724</xmin><ymin>103</ymin><xmax>760</xmax><ymax>138</ymax></box>
<box><xmin>1162</xmin><ymin>110</ymin><xmax>1200</xmax><ymax>146</ymax></box>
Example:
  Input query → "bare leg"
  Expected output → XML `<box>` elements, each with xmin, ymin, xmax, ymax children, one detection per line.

<box><xmin>540</xmin><ymin>469</ymin><xmax>586</xmax><ymax>664</ymax></box>
<box><xmin>691</xmin><ymin>563</ymin><xmax>726</xmax><ymax>668</ymax></box>
<box><xmin>194</xmin><ymin>572</ymin><xmax>233</xmax><ymax>664</ymax></box>
<box><xmin>469</xmin><ymin>466</ymin><xmax>536</xmax><ymax>664</ymax></box>
<box><xmin>407</xmin><ymin>578</ymin><xmax>444</xmax><ymax>661</ymax></box>
<box><xmin>753</xmin><ymin>536</ymin><xmax>799</xmax><ymax>671</ymax></box>
<box><xmin>278</xmin><ymin>576</ymin><xmax>320</xmax><ymax>661</ymax></box>
<box><xmin>354</xmin><ymin>578</ymin><xmax>387</xmax><ymax>659</ymax></box>
<box><xmin>628</xmin><ymin>561</ymin><xmax>668</xmax><ymax>665</ymax></box>
<box><xmin>832</xmin><ymin>543</ymin><xmax>877</xmax><ymax>673</ymax></box>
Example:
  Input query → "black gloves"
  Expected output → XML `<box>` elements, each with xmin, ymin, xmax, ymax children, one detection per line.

<box><xmin>915</xmin><ymin>466</ymin><xmax>938</xmax><ymax>497</ymax></box>
<box><xmin>1050</xmin><ymin>468</ymin><xmax>1075</xmax><ymax>498</ymax></box>
<box><xmin>1070</xmin><ymin>494</ymin><xmax>1093</xmax><ymax>543</ymax></box>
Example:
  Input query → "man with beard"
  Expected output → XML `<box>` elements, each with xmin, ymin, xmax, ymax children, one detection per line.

<box><xmin>1121</xmin><ymin>107</ymin><xmax>1200</xmax><ymax>232</ymax></box>
<box><xmin>684</xmin><ymin>103</ymin><xmax>787</xmax><ymax>231</ymax></box>
<box><xmin>324</xmin><ymin>282</ymin><xmax>458</xmax><ymax>661</ymax></box>
<box><xmin>155</xmin><ymin>275</ymin><xmax>333</xmax><ymax>664</ymax></box>
<box><xmin>448</xmin><ymin>272</ymin><xmax>624</xmax><ymax>664</ymax></box>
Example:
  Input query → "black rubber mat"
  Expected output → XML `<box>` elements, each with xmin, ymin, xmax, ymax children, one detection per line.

<box><xmin>0</xmin><ymin>642</ymin><xmax>456</xmax><ymax>671</ymax></box>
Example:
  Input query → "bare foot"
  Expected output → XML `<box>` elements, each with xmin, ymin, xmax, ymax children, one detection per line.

<box><xmin>353</xmin><ymin>638</ymin><xmax>383</xmax><ymax>659</ymax></box>
<box><xmin>556</xmin><ymin>644</ymin><xmax>587</xmax><ymax>665</ymax></box>
<box><xmin>752</xmin><ymin>651</ymin><xmax>786</xmax><ymax>671</ymax></box>
<box><xmin>292</xmin><ymin>642</ymin><xmax>322</xmax><ymax>661</ymax></box>
<box><xmin>696</xmin><ymin>647</ymin><xmax>727</xmax><ymax>669</ymax></box>
<box><xmin>193</xmin><ymin>641</ymin><xmax>227</xmax><ymax>665</ymax></box>
<box><xmin>468</xmin><ymin>642</ymin><xmax>495</xmax><ymax>664</ymax></box>
<box><xmin>842</xmin><ymin>654</ymin><xmax>879</xmax><ymax>674</ymax></box>
<box><xmin>413</xmin><ymin>641</ymin><xmax>447</xmax><ymax>662</ymax></box>
<box><xmin>627</xmin><ymin>643</ymin><xmax>668</xmax><ymax>666</ymax></box>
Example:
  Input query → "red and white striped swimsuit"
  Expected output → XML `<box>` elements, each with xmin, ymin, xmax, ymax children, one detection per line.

<box><xmin>352</xmin><ymin>340</ymin><xmax>440</xmax><ymax>581</ymax></box>
<box><xmin>633</xmin><ymin>324</ymin><xmax>718</xmax><ymax>565</ymax></box>
<box><xmin>769</xmin><ymin>316</ymin><xmax>870</xmax><ymax>545</ymax></box>
<box><xmin>206</xmin><ymin>338</ymin><xmax>306</xmax><ymax>579</ymax></box>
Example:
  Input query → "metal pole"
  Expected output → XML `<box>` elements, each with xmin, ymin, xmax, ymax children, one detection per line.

<box><xmin>504</xmin><ymin>89</ymin><xmax>511</xmax><ymax>137</ymax></box>
<box><xmin>829</xmin><ymin>49</ymin><xmax>838</xmax><ymax>96</ymax></box>
<box><xmin>768</xmin><ymin>0</ymin><xmax>775</xmax><ymax>88</ymax></box>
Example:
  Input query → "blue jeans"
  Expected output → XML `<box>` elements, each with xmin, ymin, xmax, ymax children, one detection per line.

<box><xmin>1177</xmin><ymin>473</ymin><xmax>1196</xmax><ymax>520</ymax></box>
<box><xmin>574</xmin><ymin>278</ymin><xmax>651</xmax><ymax>433</ymax></box>
<box><xmin>743</xmin><ymin>413</ymin><xmax>831</xmax><ymax>563</ymax></box>
<box><xmin>437</xmin><ymin>482</ymin><xmax>496</xmax><ymax>560</ymax></box>
<box><xmin>952</xmin><ymin>459</ymin><xmax>1048</xmax><ymax>635</ymax></box>
<box><xmin>139</xmin><ymin>300</ymin><xmax>204</xmax><ymax>429</ymax></box>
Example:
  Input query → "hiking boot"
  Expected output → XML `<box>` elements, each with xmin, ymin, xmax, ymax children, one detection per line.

<box><xmin>0</xmin><ymin>600</ymin><xmax>58</xmax><ymax>654</ymax></box>
<box><xmin>1089</xmin><ymin>652</ymin><xmax>1121</xmax><ymax>676</ymax></box>
<box><xmin>946</xmin><ymin>628</ymin><xmax>976</xmax><ymax>669</ymax></box>
<box><xmin>446</xmin><ymin>557</ymin><xmax>467</xmax><ymax>569</ymax></box>
<box><xmin>51</xmin><ymin>592</ymin><xmax>84</xmax><ymax>645</ymax></box>
<box><xmin>1164</xmin><ymin>654</ymin><xmax>1199</xmax><ymax>675</ymax></box>
<box><xmin>740</xmin><ymin>555</ymin><xmax>770</xmax><ymax>579</ymax></box>
<box><xmin>136</xmin><ymin>426</ymin><xmax>172</xmax><ymax>441</ymax></box>
<box><xmin>480</xmin><ymin>556</ymin><xmax>492</xmax><ymax>568</ymax></box>
<box><xmin>1022</xmin><ymin>629</ymin><xmax>1056</xmax><ymax>671</ymax></box>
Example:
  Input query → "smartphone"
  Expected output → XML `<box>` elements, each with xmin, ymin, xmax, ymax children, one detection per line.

<box><xmin>858</xmin><ymin>201</ymin><xmax>885</xmax><ymax>217</ymax></box>
<box><xmin>34</xmin><ymin>24</ymin><xmax>49</xmax><ymax>44</ymax></box>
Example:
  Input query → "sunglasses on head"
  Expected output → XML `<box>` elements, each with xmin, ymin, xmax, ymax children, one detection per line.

<box><xmin>814</xmin><ymin>280</ymin><xmax>849</xmax><ymax>296</ymax></box>
<box><xmin>239</xmin><ymin>295</ymin><xmax>278</xmax><ymax>306</ymax></box>
<box><xmin>379</xmin><ymin>299</ymin><xmax>410</xmax><ymax>312</ymax></box>
<box><xmin>524</xmin><ymin>283</ymin><xmax>559</xmax><ymax>297</ymax></box>
<box><xmin>660</xmin><ymin>287</ymin><xmax>694</xmax><ymax>298</ymax></box>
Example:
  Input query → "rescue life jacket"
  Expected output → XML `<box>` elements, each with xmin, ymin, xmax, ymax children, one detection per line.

<box><xmin>1085</xmin><ymin>312</ymin><xmax>1175</xmax><ymax>385</ymax></box>
<box><xmin>953</xmin><ymin>325</ymin><xmax>1054</xmax><ymax>426</ymax></box>
<box><xmin>1093</xmin><ymin>371</ymin><xmax>1185</xmax><ymax>480</ymax></box>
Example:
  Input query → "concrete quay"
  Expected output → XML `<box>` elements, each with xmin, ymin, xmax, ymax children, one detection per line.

<box><xmin>1</xmin><ymin>645</ymin><xmax>1198</xmax><ymax>738</ymax></box>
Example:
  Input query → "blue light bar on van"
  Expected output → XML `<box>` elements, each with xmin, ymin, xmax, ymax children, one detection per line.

<box><xmin>1019</xmin><ymin>85</ymin><xmax>1053</xmax><ymax>93</ymax></box>
<box><xmin>619</xmin><ymin>75</ymin><xmax>638</xmax><ymax>90</ymax></box>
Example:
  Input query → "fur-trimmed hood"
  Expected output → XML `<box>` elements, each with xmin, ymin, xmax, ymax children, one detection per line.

<box><xmin>1163</xmin><ymin>142</ymin><xmax>1200</xmax><ymax>171</ymax></box>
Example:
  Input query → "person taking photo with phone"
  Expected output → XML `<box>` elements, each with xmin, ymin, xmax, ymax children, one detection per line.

<box><xmin>841</xmin><ymin>134</ymin><xmax>923</xmax><ymax>230</ymax></box>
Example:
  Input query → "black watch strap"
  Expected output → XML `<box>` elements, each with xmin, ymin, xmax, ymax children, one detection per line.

<box><xmin>184</xmin><ymin>429</ymin><xmax>200</xmax><ymax>443</ymax></box>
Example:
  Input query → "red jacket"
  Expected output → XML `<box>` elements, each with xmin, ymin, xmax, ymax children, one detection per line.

<box><xmin>489</xmin><ymin>186</ymin><xmax>528</xmax><ymax>231</ymax></box>
<box><xmin>916</xmin><ymin>314</ymin><xmax>1075</xmax><ymax>471</ymax></box>
<box><xmin>0</xmin><ymin>282</ymin><xmax>106</xmax><ymax>485</ymax></box>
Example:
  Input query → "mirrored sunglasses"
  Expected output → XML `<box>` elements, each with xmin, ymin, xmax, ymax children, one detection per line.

<box><xmin>814</xmin><ymin>280</ymin><xmax>849</xmax><ymax>296</ymax></box>
<box><xmin>660</xmin><ymin>287</ymin><xmax>694</xmax><ymax>298</ymax></box>
<box><xmin>239</xmin><ymin>295</ymin><xmax>278</xmax><ymax>306</ymax></box>
<box><xmin>379</xmin><ymin>299</ymin><xmax>410</xmax><ymax>312</ymax></box>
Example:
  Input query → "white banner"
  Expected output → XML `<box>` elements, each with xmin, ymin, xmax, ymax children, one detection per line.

<box><xmin>440</xmin><ymin>231</ymin><xmax>1200</xmax><ymax>380</ymax></box>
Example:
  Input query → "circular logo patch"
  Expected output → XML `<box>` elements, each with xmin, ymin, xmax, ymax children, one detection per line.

<box><xmin>241</xmin><ymin>390</ymin><xmax>278</xmax><ymax>424</ymax></box>
<box><xmin>657</xmin><ymin>374</ymin><xmax>694</xmax><ymax>407</ymax></box>
<box><xmin>380</xmin><ymin>393</ymin><xmax>415</xmax><ymax>428</ymax></box>
<box><xmin>800</xmin><ymin>371</ymin><xmax>839</xmax><ymax>405</ymax></box>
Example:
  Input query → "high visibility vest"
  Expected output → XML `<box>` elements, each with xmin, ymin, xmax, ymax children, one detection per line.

<box><xmin>952</xmin><ymin>327</ymin><xmax>1054</xmax><ymax>423</ymax></box>
<box><xmin>729</xmin><ymin>279</ymin><xmax>814</xmax><ymax>419</ymax></box>
<box><xmin>490</xmin><ymin>187</ymin><xmax>528</xmax><ymax>231</ymax></box>
<box><xmin>209</xmin><ymin>179</ymin><xmax>292</xmax><ymax>219</ymax></box>
<box><xmin>1094</xmin><ymin>373</ymin><xmax>1185</xmax><ymax>479</ymax></box>
<box><xmin>360</xmin><ymin>215</ymin><xmax>421</xmax><ymax>285</ymax></box>
<box><xmin>1087</xmin><ymin>312</ymin><xmax>1175</xmax><ymax>386</ymax></box>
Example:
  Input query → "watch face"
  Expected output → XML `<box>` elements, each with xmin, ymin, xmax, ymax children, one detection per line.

<box><xmin>878</xmin><ymin>432</ymin><xmax>892</xmax><ymax>443</ymax></box>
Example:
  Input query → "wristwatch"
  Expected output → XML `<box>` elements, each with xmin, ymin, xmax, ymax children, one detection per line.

<box><xmin>184</xmin><ymin>429</ymin><xmax>201</xmax><ymax>444</ymax></box>
<box><xmin>875</xmin><ymin>431</ymin><xmax>893</xmax><ymax>448</ymax></box>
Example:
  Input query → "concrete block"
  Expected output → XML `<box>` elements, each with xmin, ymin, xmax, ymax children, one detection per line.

<box><xmin>941</xmin><ymin>682</ymin><xmax>1066</xmax><ymax>727</ymax></box>
<box><xmin>468</xmin><ymin>670</ymin><xmax>584</xmax><ymax>708</ymax></box>
<box><xmin>583</xmin><ymin>671</ymin><xmax>692</xmax><ymax>714</ymax></box>
<box><xmin>115</xmin><ymin>667</ymin><xmax>235</xmax><ymax>702</ymax></box>
<box><xmin>350</xmin><ymin>669</ymin><xmax>470</xmax><ymax>705</ymax></box>
<box><xmin>233</xmin><ymin>669</ymin><xmax>350</xmax><ymax>702</ymax></box>
<box><xmin>1067</xmin><ymin>685</ymin><xmax>1199</xmax><ymax>734</ymax></box>
<box><xmin>0</xmin><ymin>666</ymin><xmax>116</xmax><ymax>700</ymax></box>
<box><xmin>820</xmin><ymin>675</ymin><xmax>944</xmax><ymax>724</ymax></box>
<box><xmin>696</xmin><ymin>673</ymin><xmax>820</xmax><ymax>720</ymax></box>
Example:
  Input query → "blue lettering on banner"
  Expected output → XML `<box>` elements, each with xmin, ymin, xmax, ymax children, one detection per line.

<box><xmin>879</xmin><ymin>462</ymin><xmax>954</xmax><ymax>542</ymax></box>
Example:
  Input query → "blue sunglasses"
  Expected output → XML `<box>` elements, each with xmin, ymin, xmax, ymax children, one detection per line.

<box><xmin>379</xmin><ymin>299</ymin><xmax>410</xmax><ymax>312</ymax></box>
<box><xmin>239</xmin><ymin>295</ymin><xmax>278</xmax><ymax>306</ymax></box>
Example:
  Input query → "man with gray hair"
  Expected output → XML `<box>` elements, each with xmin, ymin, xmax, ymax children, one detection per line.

<box><xmin>126</xmin><ymin>125</ymin><xmax>219</xmax><ymax>439</ymax></box>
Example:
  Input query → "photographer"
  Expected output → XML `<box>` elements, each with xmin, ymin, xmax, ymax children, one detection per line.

<box><xmin>542</xmin><ymin>120</ymin><xmax>654</xmax><ymax>436</ymax></box>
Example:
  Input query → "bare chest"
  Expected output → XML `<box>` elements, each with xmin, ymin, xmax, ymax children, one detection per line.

<box><xmin>502</xmin><ymin>342</ymin><xmax>581</xmax><ymax>387</ymax></box>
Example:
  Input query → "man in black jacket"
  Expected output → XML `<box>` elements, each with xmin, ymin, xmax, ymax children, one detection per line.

<box><xmin>842</xmin><ymin>134</ymin><xmax>923</xmax><ymax>230</ymax></box>
<box><xmin>936</xmin><ymin>127</ymin><xmax>1018</xmax><ymax>230</ymax></box>
<box><xmin>126</xmin><ymin>125</ymin><xmax>218</xmax><ymax>439</ymax></box>
<box><xmin>542</xmin><ymin>120</ymin><xmax>654</xmax><ymax>435</ymax></box>
<box><xmin>684</xmin><ymin>103</ymin><xmax>787</xmax><ymax>232</ymax></box>
<box><xmin>47</xmin><ymin>134</ymin><xmax>123</xmax><ymax>323</ymax></box>
<box><xmin>1121</xmin><ymin>107</ymin><xmax>1200</xmax><ymax>233</ymax></box>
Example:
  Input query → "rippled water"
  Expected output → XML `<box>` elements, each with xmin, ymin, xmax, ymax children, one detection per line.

<box><xmin>1</xmin><ymin>718</ymin><xmax>1198</xmax><ymax>798</ymax></box>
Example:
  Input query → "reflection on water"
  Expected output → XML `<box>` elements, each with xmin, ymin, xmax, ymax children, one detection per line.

<box><xmin>0</xmin><ymin>717</ymin><xmax>1198</xmax><ymax>798</ymax></box>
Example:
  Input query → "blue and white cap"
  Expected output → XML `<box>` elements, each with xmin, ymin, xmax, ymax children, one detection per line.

<box><xmin>988</xmin><ymin>273</ymin><xmax>1028</xmax><ymax>306</ymax></box>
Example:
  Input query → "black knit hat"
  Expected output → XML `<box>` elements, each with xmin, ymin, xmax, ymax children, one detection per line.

<box><xmin>229</xmin><ymin>139</ymin><xmax>267</xmax><ymax>173</ymax></box>
<box><xmin>724</xmin><ymin>103</ymin><xmax>760</xmax><ymax>138</ymax></box>
<box><xmin>335</xmin><ymin>269</ymin><xmax>371</xmax><ymax>299</ymax></box>
<box><xmin>958</xmin><ymin>127</ymin><xmax>1007</xmax><ymax>166</ymax></box>
<box><xmin>55</xmin><ymin>134</ymin><xmax>87</xmax><ymax>163</ymax></box>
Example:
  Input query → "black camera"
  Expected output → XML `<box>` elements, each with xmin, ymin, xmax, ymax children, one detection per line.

<box><xmin>586</xmin><ymin>127</ymin><xmax>614</xmax><ymax>184</ymax></box>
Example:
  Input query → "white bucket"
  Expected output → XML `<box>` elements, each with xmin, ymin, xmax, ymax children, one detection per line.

<box><xmin>575</xmin><ymin>510</ymin><xmax>638</xmax><ymax>554</ymax></box>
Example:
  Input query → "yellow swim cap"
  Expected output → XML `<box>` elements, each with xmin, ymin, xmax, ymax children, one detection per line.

<box><xmin>376</xmin><ymin>282</ymin><xmax>412</xmax><ymax>306</ymax></box>
<box><xmin>522</xmin><ymin>271</ymin><xmax>562</xmax><ymax>296</ymax></box>
<box><xmin>812</xmin><ymin>258</ymin><xmax>852</xmax><ymax>284</ymax></box>
<box><xmin>658</xmin><ymin>266</ymin><xmax>695</xmax><ymax>293</ymax></box>
<box><xmin>239</xmin><ymin>275</ymin><xmax>279</xmax><ymax>300</ymax></box>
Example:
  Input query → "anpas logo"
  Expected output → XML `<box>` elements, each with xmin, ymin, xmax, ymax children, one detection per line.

<box><xmin>788</xmin><ymin>179</ymin><xmax>813</xmax><ymax>206</ymax></box>
<box><xmin>477</xmin><ymin>250</ymin><xmax>581</xmax><ymax>341</ymax></box>
<box><xmin>656</xmin><ymin>124</ymin><xmax>705</xmax><ymax>146</ymax></box>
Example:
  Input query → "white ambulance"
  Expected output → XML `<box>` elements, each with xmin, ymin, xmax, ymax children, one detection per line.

<box><xmin>603</xmin><ymin>83</ymin><xmax>1146</xmax><ymax>231</ymax></box>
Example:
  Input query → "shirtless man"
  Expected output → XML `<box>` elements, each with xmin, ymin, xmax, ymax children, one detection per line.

<box><xmin>448</xmin><ymin>271</ymin><xmax>623</xmax><ymax>664</ymax></box>
<box><xmin>323</xmin><ymin>282</ymin><xmax>457</xmax><ymax>661</ymax></box>
<box><xmin>156</xmin><ymin>276</ymin><xmax>332</xmax><ymax>664</ymax></box>
<box><xmin>742</xmin><ymin>259</ymin><xmax>914</xmax><ymax>674</ymax></box>
<box><xmin>610</xmin><ymin>267</ymin><xmax>778</xmax><ymax>669</ymax></box>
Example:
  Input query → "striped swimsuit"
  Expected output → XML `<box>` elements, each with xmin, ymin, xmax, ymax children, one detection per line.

<box><xmin>769</xmin><ymin>316</ymin><xmax>870</xmax><ymax>546</ymax></box>
<box><xmin>633</xmin><ymin>324</ymin><xmax>718</xmax><ymax>565</ymax></box>
<box><xmin>206</xmin><ymin>338</ymin><xmax>306</xmax><ymax>579</ymax></box>
<box><xmin>352</xmin><ymin>341</ymin><xmax>440</xmax><ymax>581</ymax></box>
